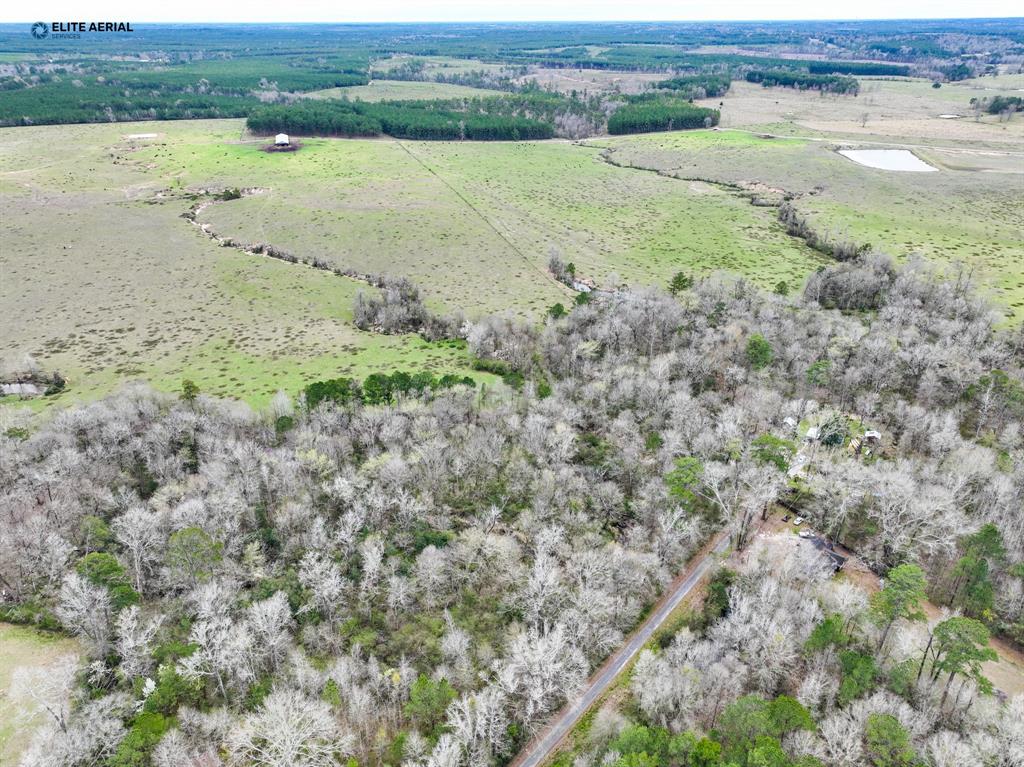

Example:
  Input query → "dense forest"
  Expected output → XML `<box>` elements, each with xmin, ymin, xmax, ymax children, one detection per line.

<box><xmin>2</xmin><ymin>252</ymin><xmax>1023</xmax><ymax>767</ymax></box>
<box><xmin>246</xmin><ymin>98</ymin><xmax>555</xmax><ymax>140</ymax></box>
<box><xmin>744</xmin><ymin>70</ymin><xmax>861</xmax><ymax>95</ymax></box>
<box><xmin>0</xmin><ymin>55</ymin><xmax>369</xmax><ymax>126</ymax></box>
<box><xmin>654</xmin><ymin>74</ymin><xmax>733</xmax><ymax>99</ymax></box>
<box><xmin>607</xmin><ymin>99</ymin><xmax>720</xmax><ymax>135</ymax></box>
<box><xmin>806</xmin><ymin>61</ymin><xmax>911</xmax><ymax>77</ymax></box>
<box><xmin>247</xmin><ymin>92</ymin><xmax>717</xmax><ymax>140</ymax></box>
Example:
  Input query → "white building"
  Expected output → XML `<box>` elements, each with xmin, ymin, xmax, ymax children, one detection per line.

<box><xmin>274</xmin><ymin>133</ymin><xmax>290</xmax><ymax>146</ymax></box>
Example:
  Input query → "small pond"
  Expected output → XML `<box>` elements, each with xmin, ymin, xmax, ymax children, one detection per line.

<box><xmin>838</xmin><ymin>149</ymin><xmax>938</xmax><ymax>172</ymax></box>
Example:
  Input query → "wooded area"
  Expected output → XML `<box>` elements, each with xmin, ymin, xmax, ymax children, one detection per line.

<box><xmin>3</xmin><ymin>254</ymin><xmax>1022</xmax><ymax>767</ymax></box>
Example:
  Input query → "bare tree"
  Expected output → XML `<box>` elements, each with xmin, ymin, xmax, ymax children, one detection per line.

<box><xmin>228</xmin><ymin>688</ymin><xmax>353</xmax><ymax>767</ymax></box>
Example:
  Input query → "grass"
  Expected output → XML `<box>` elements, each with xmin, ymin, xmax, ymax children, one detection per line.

<box><xmin>0</xmin><ymin>120</ymin><xmax>482</xmax><ymax>410</ymax></box>
<box><xmin>594</xmin><ymin>123</ymin><xmax>1024</xmax><ymax>318</ymax></box>
<box><xmin>370</xmin><ymin>55</ymin><xmax>510</xmax><ymax>78</ymax></box>
<box><xmin>0</xmin><ymin>623</ymin><xmax>78</xmax><ymax>765</ymax></box>
<box><xmin>2</xmin><ymin>97</ymin><xmax>1020</xmax><ymax>411</ymax></box>
<box><xmin>307</xmin><ymin>79</ymin><xmax>503</xmax><ymax>102</ymax></box>
<box><xmin>137</xmin><ymin>123</ymin><xmax>825</xmax><ymax>319</ymax></box>
<box><xmin>518</xmin><ymin>67</ymin><xmax>667</xmax><ymax>95</ymax></box>
<box><xmin>700</xmin><ymin>78</ymin><xmax>1024</xmax><ymax>147</ymax></box>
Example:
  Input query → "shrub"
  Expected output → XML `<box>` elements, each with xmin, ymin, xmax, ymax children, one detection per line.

<box><xmin>76</xmin><ymin>552</ymin><xmax>139</xmax><ymax>611</ymax></box>
<box><xmin>745</xmin><ymin>334</ymin><xmax>774</xmax><ymax>370</ymax></box>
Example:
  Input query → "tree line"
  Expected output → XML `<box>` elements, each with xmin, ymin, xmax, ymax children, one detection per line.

<box><xmin>807</xmin><ymin>61</ymin><xmax>910</xmax><ymax>77</ymax></box>
<box><xmin>654</xmin><ymin>74</ymin><xmax>733</xmax><ymax>99</ymax></box>
<box><xmin>0</xmin><ymin>55</ymin><xmax>370</xmax><ymax>127</ymax></box>
<box><xmin>971</xmin><ymin>95</ymin><xmax>1023</xmax><ymax>115</ymax></box>
<box><xmin>304</xmin><ymin>370</ymin><xmax>476</xmax><ymax>410</ymax></box>
<box><xmin>247</xmin><ymin>99</ymin><xmax>555</xmax><ymax>141</ymax></box>
<box><xmin>249</xmin><ymin>92</ymin><xmax>721</xmax><ymax>140</ymax></box>
<box><xmin>745</xmin><ymin>69</ymin><xmax>861</xmax><ymax>95</ymax></box>
<box><xmin>607</xmin><ymin>99</ymin><xmax>720</xmax><ymax>135</ymax></box>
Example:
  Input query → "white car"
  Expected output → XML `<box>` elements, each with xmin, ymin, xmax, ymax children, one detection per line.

<box><xmin>799</xmin><ymin>530</ymin><xmax>814</xmax><ymax>539</ymax></box>
<box><xmin>793</xmin><ymin>516</ymin><xmax>805</xmax><ymax>526</ymax></box>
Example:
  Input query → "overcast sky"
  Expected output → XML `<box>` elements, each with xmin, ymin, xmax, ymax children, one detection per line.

<box><xmin>5</xmin><ymin>1</ymin><xmax>1022</xmax><ymax>23</ymax></box>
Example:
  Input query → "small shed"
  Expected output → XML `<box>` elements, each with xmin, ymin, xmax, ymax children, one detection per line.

<box><xmin>864</xmin><ymin>430</ymin><xmax>881</xmax><ymax>443</ymax></box>
<box><xmin>274</xmin><ymin>133</ymin><xmax>290</xmax><ymax>146</ymax></box>
<box><xmin>809</xmin><ymin>536</ymin><xmax>847</xmax><ymax>572</ymax></box>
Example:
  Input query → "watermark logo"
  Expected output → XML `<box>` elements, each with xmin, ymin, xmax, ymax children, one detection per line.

<box><xmin>31</xmin><ymin>21</ymin><xmax>134</xmax><ymax>39</ymax></box>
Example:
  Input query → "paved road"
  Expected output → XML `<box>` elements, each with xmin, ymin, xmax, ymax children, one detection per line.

<box><xmin>510</xmin><ymin>532</ymin><xmax>732</xmax><ymax>767</ymax></box>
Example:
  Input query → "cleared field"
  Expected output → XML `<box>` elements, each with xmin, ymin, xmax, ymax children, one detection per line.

<box><xmin>141</xmin><ymin>128</ymin><xmax>824</xmax><ymax>317</ymax></box>
<box><xmin>370</xmin><ymin>55</ymin><xmax>509</xmax><ymax>78</ymax></box>
<box><xmin>517</xmin><ymin>67</ymin><xmax>666</xmax><ymax>94</ymax></box>
<box><xmin>956</xmin><ymin>72</ymin><xmax>1024</xmax><ymax>90</ymax></box>
<box><xmin>307</xmin><ymin>79</ymin><xmax>501</xmax><ymax>102</ymax></box>
<box><xmin>2</xmin><ymin>119</ymin><xmax>829</xmax><ymax>406</ymax></box>
<box><xmin>3</xmin><ymin>101</ymin><xmax>1020</xmax><ymax>410</ymax></box>
<box><xmin>0</xmin><ymin>623</ymin><xmax>78</xmax><ymax>766</ymax></box>
<box><xmin>603</xmin><ymin>75</ymin><xmax>1024</xmax><ymax>319</ymax></box>
<box><xmin>0</xmin><ymin>121</ymin><xmax>480</xmax><ymax>409</ymax></box>
<box><xmin>700</xmin><ymin>78</ymin><xmax>1024</xmax><ymax>148</ymax></box>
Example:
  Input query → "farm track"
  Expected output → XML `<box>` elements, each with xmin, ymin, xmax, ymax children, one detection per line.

<box><xmin>509</xmin><ymin>532</ymin><xmax>732</xmax><ymax>767</ymax></box>
<box><xmin>392</xmin><ymin>140</ymin><xmax>569</xmax><ymax>292</ymax></box>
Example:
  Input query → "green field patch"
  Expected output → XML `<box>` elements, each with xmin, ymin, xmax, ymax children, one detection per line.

<box><xmin>307</xmin><ymin>79</ymin><xmax>502</xmax><ymax>102</ymax></box>
<box><xmin>0</xmin><ymin>624</ymin><xmax>79</xmax><ymax>765</ymax></box>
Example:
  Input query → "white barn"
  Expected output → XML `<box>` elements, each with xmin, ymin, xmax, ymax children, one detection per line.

<box><xmin>274</xmin><ymin>133</ymin><xmax>290</xmax><ymax>146</ymax></box>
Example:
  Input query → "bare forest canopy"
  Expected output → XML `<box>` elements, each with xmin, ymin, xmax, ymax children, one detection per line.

<box><xmin>1</xmin><ymin>18</ymin><xmax>1021</xmax><ymax>131</ymax></box>
<box><xmin>3</xmin><ymin>254</ymin><xmax>1024</xmax><ymax>767</ymax></box>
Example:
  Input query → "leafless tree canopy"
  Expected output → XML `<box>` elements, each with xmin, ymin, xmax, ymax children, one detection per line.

<box><xmin>2</xmin><ymin>256</ymin><xmax>1022</xmax><ymax>766</ymax></box>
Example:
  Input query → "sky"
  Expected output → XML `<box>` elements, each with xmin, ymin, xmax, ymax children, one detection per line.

<box><xmin>5</xmin><ymin>1</ymin><xmax>1022</xmax><ymax>23</ymax></box>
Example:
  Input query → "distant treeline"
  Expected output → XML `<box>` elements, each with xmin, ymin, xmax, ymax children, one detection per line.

<box><xmin>247</xmin><ymin>99</ymin><xmax>554</xmax><ymax>140</ymax></box>
<box><xmin>109</xmin><ymin>57</ymin><xmax>369</xmax><ymax>94</ymax></box>
<box><xmin>0</xmin><ymin>55</ymin><xmax>370</xmax><ymax>127</ymax></box>
<box><xmin>745</xmin><ymin>69</ymin><xmax>860</xmax><ymax>95</ymax></box>
<box><xmin>250</xmin><ymin>91</ymin><xmax>718</xmax><ymax>139</ymax></box>
<box><xmin>654</xmin><ymin>74</ymin><xmax>732</xmax><ymax>98</ymax></box>
<box><xmin>608</xmin><ymin>99</ymin><xmax>719</xmax><ymax>134</ymax></box>
<box><xmin>0</xmin><ymin>82</ymin><xmax>254</xmax><ymax>125</ymax></box>
<box><xmin>807</xmin><ymin>60</ymin><xmax>909</xmax><ymax>77</ymax></box>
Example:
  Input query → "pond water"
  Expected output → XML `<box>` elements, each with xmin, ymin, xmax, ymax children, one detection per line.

<box><xmin>838</xmin><ymin>149</ymin><xmax>938</xmax><ymax>172</ymax></box>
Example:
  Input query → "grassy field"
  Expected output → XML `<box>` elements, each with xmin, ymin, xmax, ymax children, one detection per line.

<box><xmin>0</xmin><ymin>623</ymin><xmax>78</xmax><ymax>766</ymax></box>
<box><xmin>3</xmin><ymin>88</ymin><xmax>1021</xmax><ymax>410</ymax></box>
<box><xmin>0</xmin><ymin>121</ymin><xmax>483</xmax><ymax>410</ymax></box>
<box><xmin>307</xmin><ymin>79</ymin><xmax>502</xmax><ymax>102</ymax></box>
<box><xmin>604</xmin><ymin>79</ymin><xmax>1024</xmax><ymax>317</ymax></box>
<box><xmin>700</xmin><ymin>78</ymin><xmax>1024</xmax><ymax>148</ymax></box>
<box><xmin>2</xmin><ymin>118</ymin><xmax>826</xmax><ymax>408</ymax></box>
<box><xmin>516</xmin><ymin>67</ymin><xmax>666</xmax><ymax>95</ymax></box>
<box><xmin>370</xmin><ymin>54</ymin><xmax>510</xmax><ymax>78</ymax></box>
<box><xmin>136</xmin><ymin>125</ymin><xmax>824</xmax><ymax>316</ymax></box>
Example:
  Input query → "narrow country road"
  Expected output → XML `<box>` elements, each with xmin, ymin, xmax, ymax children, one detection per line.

<box><xmin>510</xmin><ymin>532</ymin><xmax>732</xmax><ymax>767</ymax></box>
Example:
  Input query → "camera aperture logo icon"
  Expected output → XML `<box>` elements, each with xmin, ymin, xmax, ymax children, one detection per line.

<box><xmin>31</xmin><ymin>22</ymin><xmax>50</xmax><ymax>39</ymax></box>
